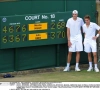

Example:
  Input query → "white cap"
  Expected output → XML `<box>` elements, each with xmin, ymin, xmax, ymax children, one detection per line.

<box><xmin>72</xmin><ymin>10</ymin><xmax>78</xmax><ymax>14</ymax></box>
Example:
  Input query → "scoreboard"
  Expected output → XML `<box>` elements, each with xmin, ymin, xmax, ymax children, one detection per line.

<box><xmin>0</xmin><ymin>12</ymin><xmax>72</xmax><ymax>49</ymax></box>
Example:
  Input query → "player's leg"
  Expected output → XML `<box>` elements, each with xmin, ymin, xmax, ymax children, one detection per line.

<box><xmin>92</xmin><ymin>52</ymin><xmax>99</xmax><ymax>72</ymax></box>
<box><xmin>92</xmin><ymin>43</ymin><xmax>99</xmax><ymax>72</ymax></box>
<box><xmin>63</xmin><ymin>42</ymin><xmax>75</xmax><ymax>71</ymax></box>
<box><xmin>75</xmin><ymin>51</ymin><xmax>81</xmax><ymax>71</ymax></box>
<box><xmin>63</xmin><ymin>52</ymin><xmax>73</xmax><ymax>71</ymax></box>
<box><xmin>87</xmin><ymin>53</ymin><xmax>93</xmax><ymax>71</ymax></box>
<box><xmin>84</xmin><ymin>42</ymin><xmax>92</xmax><ymax>71</ymax></box>
<box><xmin>75</xmin><ymin>37</ymin><xmax>83</xmax><ymax>71</ymax></box>
<box><xmin>64</xmin><ymin>52</ymin><xmax>72</xmax><ymax>71</ymax></box>
<box><xmin>67</xmin><ymin>52</ymin><xmax>72</xmax><ymax>63</ymax></box>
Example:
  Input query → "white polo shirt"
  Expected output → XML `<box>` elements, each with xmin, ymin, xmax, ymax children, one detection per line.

<box><xmin>66</xmin><ymin>17</ymin><xmax>84</xmax><ymax>38</ymax></box>
<box><xmin>83</xmin><ymin>22</ymin><xmax>100</xmax><ymax>40</ymax></box>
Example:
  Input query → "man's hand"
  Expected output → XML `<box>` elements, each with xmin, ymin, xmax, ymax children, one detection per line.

<box><xmin>68</xmin><ymin>41</ymin><xmax>72</xmax><ymax>47</ymax></box>
<box><xmin>92</xmin><ymin>36</ymin><xmax>97</xmax><ymax>40</ymax></box>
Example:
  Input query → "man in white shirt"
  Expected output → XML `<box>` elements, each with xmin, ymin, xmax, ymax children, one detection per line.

<box><xmin>83</xmin><ymin>15</ymin><xmax>100</xmax><ymax>72</ymax></box>
<box><xmin>63</xmin><ymin>10</ymin><xmax>84</xmax><ymax>71</ymax></box>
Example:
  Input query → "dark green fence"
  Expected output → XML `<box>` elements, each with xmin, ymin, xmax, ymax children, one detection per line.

<box><xmin>0</xmin><ymin>0</ymin><xmax>96</xmax><ymax>73</ymax></box>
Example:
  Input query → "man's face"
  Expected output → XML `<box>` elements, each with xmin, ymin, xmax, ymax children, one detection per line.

<box><xmin>84</xmin><ymin>18</ymin><xmax>90</xmax><ymax>24</ymax></box>
<box><xmin>72</xmin><ymin>14</ymin><xmax>78</xmax><ymax>19</ymax></box>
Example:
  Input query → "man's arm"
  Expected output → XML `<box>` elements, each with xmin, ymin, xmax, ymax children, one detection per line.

<box><xmin>95</xmin><ymin>23</ymin><xmax>100</xmax><ymax>37</ymax></box>
<box><xmin>96</xmin><ymin>30</ymin><xmax>100</xmax><ymax>38</ymax></box>
<box><xmin>92</xmin><ymin>30</ymin><xmax>100</xmax><ymax>40</ymax></box>
<box><xmin>84</xmin><ymin>33</ymin><xmax>85</xmax><ymax>38</ymax></box>
<box><xmin>67</xmin><ymin>28</ymin><xmax>70</xmax><ymax>41</ymax></box>
<box><xmin>81</xmin><ymin>21</ymin><xmax>85</xmax><ymax>44</ymax></box>
<box><xmin>66</xmin><ymin>19</ymin><xmax>72</xmax><ymax>47</ymax></box>
<box><xmin>93</xmin><ymin>23</ymin><xmax>100</xmax><ymax>39</ymax></box>
<box><xmin>83</xmin><ymin>30</ymin><xmax>85</xmax><ymax>44</ymax></box>
<box><xmin>67</xmin><ymin>27</ymin><xmax>72</xmax><ymax>47</ymax></box>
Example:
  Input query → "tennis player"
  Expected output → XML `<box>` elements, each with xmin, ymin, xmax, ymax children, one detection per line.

<box><xmin>83</xmin><ymin>15</ymin><xmax>100</xmax><ymax>72</ymax></box>
<box><xmin>63</xmin><ymin>10</ymin><xmax>84</xmax><ymax>71</ymax></box>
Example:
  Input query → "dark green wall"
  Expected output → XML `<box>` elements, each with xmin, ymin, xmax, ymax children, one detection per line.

<box><xmin>0</xmin><ymin>1</ymin><xmax>66</xmax><ymax>16</ymax></box>
<box><xmin>0</xmin><ymin>0</ymin><xmax>96</xmax><ymax>72</ymax></box>
<box><xmin>66</xmin><ymin>0</ymin><xmax>96</xmax><ymax>22</ymax></box>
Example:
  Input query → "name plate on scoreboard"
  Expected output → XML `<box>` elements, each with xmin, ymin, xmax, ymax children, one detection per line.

<box><xmin>29</xmin><ymin>33</ymin><xmax>47</xmax><ymax>40</ymax></box>
<box><xmin>29</xmin><ymin>23</ymin><xmax>47</xmax><ymax>31</ymax></box>
<box><xmin>0</xmin><ymin>11</ymin><xmax>72</xmax><ymax>49</ymax></box>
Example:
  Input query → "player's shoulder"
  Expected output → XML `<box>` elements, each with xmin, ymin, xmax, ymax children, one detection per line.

<box><xmin>90</xmin><ymin>22</ymin><xmax>97</xmax><ymax>26</ymax></box>
<box><xmin>77</xmin><ymin>17</ymin><xmax>83</xmax><ymax>21</ymax></box>
<box><xmin>67</xmin><ymin>17</ymin><xmax>73</xmax><ymax>21</ymax></box>
<box><xmin>82</xmin><ymin>23</ymin><xmax>86</xmax><ymax>27</ymax></box>
<box><xmin>82</xmin><ymin>22</ymin><xmax>87</xmax><ymax>27</ymax></box>
<box><xmin>90</xmin><ymin>22</ymin><xmax>95</xmax><ymax>24</ymax></box>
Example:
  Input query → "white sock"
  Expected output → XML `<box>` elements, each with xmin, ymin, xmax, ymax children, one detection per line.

<box><xmin>89</xmin><ymin>62</ymin><xmax>92</xmax><ymax>68</ymax></box>
<box><xmin>75</xmin><ymin>63</ymin><xmax>79</xmax><ymax>68</ymax></box>
<box><xmin>94</xmin><ymin>64</ymin><xmax>97</xmax><ymax>69</ymax></box>
<box><xmin>66</xmin><ymin>63</ymin><xmax>70</xmax><ymax>68</ymax></box>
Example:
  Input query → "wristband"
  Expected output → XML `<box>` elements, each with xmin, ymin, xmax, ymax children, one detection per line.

<box><xmin>96</xmin><ymin>34</ymin><xmax>99</xmax><ymax>37</ymax></box>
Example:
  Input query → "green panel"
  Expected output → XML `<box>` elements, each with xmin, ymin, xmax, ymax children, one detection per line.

<box><xmin>0</xmin><ymin>12</ymin><xmax>72</xmax><ymax>49</ymax></box>
<box><xmin>80</xmin><ymin>52</ymin><xmax>88</xmax><ymax>64</ymax></box>
<box><xmin>0</xmin><ymin>0</ymin><xmax>66</xmax><ymax>16</ymax></box>
<box><xmin>59</xmin><ymin>44</ymin><xmax>68</xmax><ymax>66</ymax></box>
<box><xmin>66</xmin><ymin>0</ymin><xmax>96</xmax><ymax>22</ymax></box>
<box><xmin>79</xmin><ymin>0</ymin><xmax>96</xmax><ymax>22</ymax></box>
<box><xmin>15</xmin><ymin>45</ymin><xmax>56</xmax><ymax>70</ymax></box>
<box><xmin>66</xmin><ymin>1</ymin><xmax>80</xmax><ymax>11</ymax></box>
<box><xmin>70</xmin><ymin>52</ymin><xmax>88</xmax><ymax>65</ymax></box>
<box><xmin>0</xmin><ymin>49</ymin><xmax>14</xmax><ymax>73</ymax></box>
<box><xmin>0</xmin><ymin>1</ymin><xmax>32</xmax><ymax>16</ymax></box>
<box><xmin>32</xmin><ymin>0</ymin><xmax>65</xmax><ymax>14</ymax></box>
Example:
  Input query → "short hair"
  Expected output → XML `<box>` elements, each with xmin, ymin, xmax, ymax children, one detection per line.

<box><xmin>84</xmin><ymin>15</ymin><xmax>90</xmax><ymax>20</ymax></box>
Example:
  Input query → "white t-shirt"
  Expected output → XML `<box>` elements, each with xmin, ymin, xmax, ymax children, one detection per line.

<box><xmin>83</xmin><ymin>22</ymin><xmax>100</xmax><ymax>40</ymax></box>
<box><xmin>66</xmin><ymin>17</ymin><xmax>84</xmax><ymax>38</ymax></box>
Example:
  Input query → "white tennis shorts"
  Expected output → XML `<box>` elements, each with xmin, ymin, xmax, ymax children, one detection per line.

<box><xmin>69</xmin><ymin>34</ymin><xmax>83</xmax><ymax>52</ymax></box>
<box><xmin>84</xmin><ymin>39</ymin><xmax>97</xmax><ymax>53</ymax></box>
